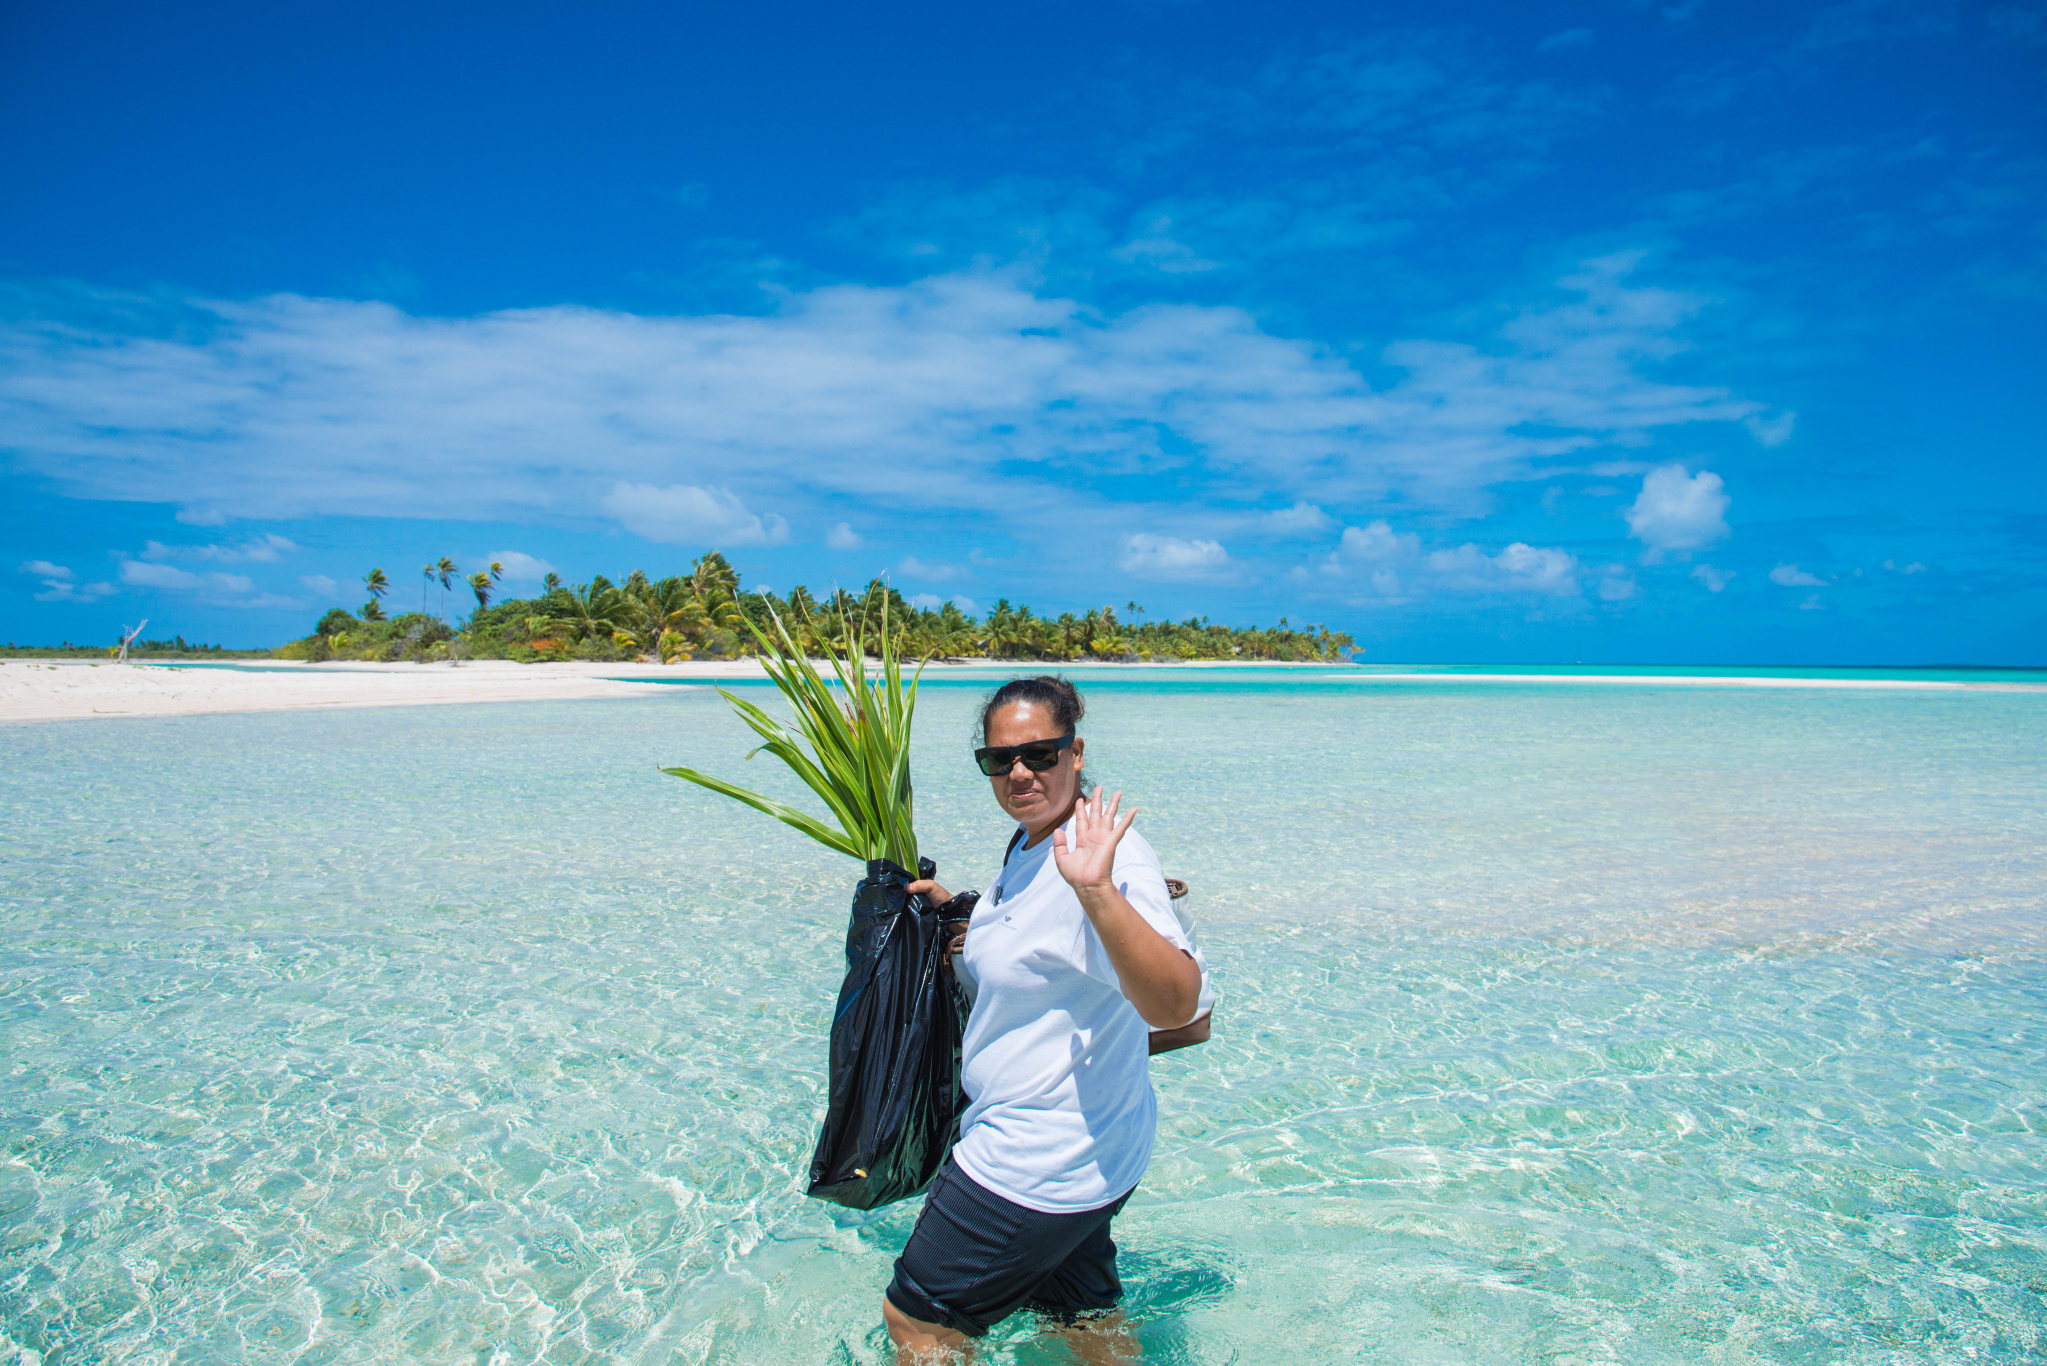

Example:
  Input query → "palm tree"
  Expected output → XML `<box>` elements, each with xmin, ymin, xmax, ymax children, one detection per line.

<box><xmin>546</xmin><ymin>576</ymin><xmax>631</xmax><ymax>643</ymax></box>
<box><xmin>686</xmin><ymin>551</ymin><xmax>744</xmax><ymax>648</ymax></box>
<box><xmin>363</xmin><ymin>567</ymin><xmax>389</xmax><ymax>601</ymax></box>
<box><xmin>542</xmin><ymin>571</ymin><xmax>563</xmax><ymax>595</ymax></box>
<box><xmin>422</xmin><ymin>563</ymin><xmax>436</xmax><ymax>614</ymax></box>
<box><xmin>468</xmin><ymin>571</ymin><xmax>494</xmax><ymax>613</ymax></box>
<box><xmin>615</xmin><ymin>573</ymin><xmax>697</xmax><ymax>659</ymax></box>
<box><xmin>435</xmin><ymin>557</ymin><xmax>458</xmax><ymax>619</ymax></box>
<box><xmin>783</xmin><ymin>585</ymin><xmax>822</xmax><ymax>655</ymax></box>
<box><xmin>361</xmin><ymin>598</ymin><xmax>387</xmax><ymax>622</ymax></box>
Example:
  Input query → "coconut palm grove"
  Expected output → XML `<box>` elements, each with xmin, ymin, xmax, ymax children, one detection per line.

<box><xmin>285</xmin><ymin>551</ymin><xmax>1356</xmax><ymax>664</ymax></box>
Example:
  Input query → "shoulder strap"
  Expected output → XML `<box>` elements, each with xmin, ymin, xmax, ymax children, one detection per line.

<box><xmin>1004</xmin><ymin>826</ymin><xmax>1026</xmax><ymax>864</ymax></box>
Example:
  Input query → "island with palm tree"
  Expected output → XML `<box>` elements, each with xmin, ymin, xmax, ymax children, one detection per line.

<box><xmin>282</xmin><ymin>550</ymin><xmax>1357</xmax><ymax>665</ymax></box>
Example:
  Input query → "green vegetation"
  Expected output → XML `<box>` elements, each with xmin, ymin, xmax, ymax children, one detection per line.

<box><xmin>662</xmin><ymin>593</ymin><xmax>922</xmax><ymax>868</ymax></box>
<box><xmin>282</xmin><ymin>550</ymin><xmax>1358</xmax><ymax>664</ymax></box>
<box><xmin>1</xmin><ymin>638</ymin><xmax>265</xmax><ymax>660</ymax></box>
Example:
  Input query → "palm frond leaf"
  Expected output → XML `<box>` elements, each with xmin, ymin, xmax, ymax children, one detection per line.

<box><xmin>661</xmin><ymin>584</ymin><xmax>922</xmax><ymax>869</ymax></box>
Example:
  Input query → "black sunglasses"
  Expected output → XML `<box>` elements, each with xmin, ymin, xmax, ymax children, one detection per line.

<box><xmin>973</xmin><ymin>733</ymin><xmax>1074</xmax><ymax>776</ymax></box>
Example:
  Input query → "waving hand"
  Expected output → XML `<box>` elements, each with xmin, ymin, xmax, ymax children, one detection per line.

<box><xmin>1052</xmin><ymin>789</ymin><xmax>1136</xmax><ymax>892</ymax></box>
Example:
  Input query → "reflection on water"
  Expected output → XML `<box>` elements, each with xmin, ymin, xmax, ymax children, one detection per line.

<box><xmin>1</xmin><ymin>682</ymin><xmax>2043</xmax><ymax>1363</ymax></box>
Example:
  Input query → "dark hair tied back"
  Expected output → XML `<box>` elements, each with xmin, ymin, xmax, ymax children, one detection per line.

<box><xmin>977</xmin><ymin>675</ymin><xmax>1085</xmax><ymax>742</ymax></box>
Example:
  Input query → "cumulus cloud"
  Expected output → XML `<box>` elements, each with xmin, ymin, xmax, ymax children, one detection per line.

<box><xmin>1770</xmin><ymin>563</ymin><xmax>1827</xmax><ymax>587</ymax></box>
<box><xmin>1262</xmin><ymin>502</ymin><xmax>1335</xmax><ymax>535</ymax></box>
<box><xmin>19</xmin><ymin>559</ymin><xmax>116</xmax><ymax>602</ymax></box>
<box><xmin>1119</xmin><ymin>533</ymin><xmax>1230</xmax><ymax>579</ymax></box>
<box><xmin>486</xmin><ymin>550</ymin><xmax>556</xmax><ymax>581</ymax></box>
<box><xmin>907</xmin><ymin>592</ymin><xmax>978</xmax><ymax>612</ymax></box>
<box><xmin>300</xmin><ymin>575</ymin><xmax>342</xmax><ymax>597</ymax></box>
<box><xmin>1427</xmin><ymin>541</ymin><xmax>1581</xmax><ymax>596</ymax></box>
<box><xmin>599</xmin><ymin>483</ymin><xmax>790</xmax><ymax>547</ymax></box>
<box><xmin>0</xmin><ymin>259</ymin><xmax>1779</xmax><ymax>551</ymax></box>
<box><xmin>1319</xmin><ymin>519</ymin><xmax>1580</xmax><ymax>598</ymax></box>
<box><xmin>1328</xmin><ymin>520</ymin><xmax>1420</xmax><ymax>564</ymax></box>
<box><xmin>826</xmin><ymin>522</ymin><xmax>864</xmax><ymax>551</ymax></box>
<box><xmin>898</xmin><ymin>556</ymin><xmax>964</xmax><ymax>581</ymax></box>
<box><xmin>1691</xmin><ymin>564</ymin><xmax>1735</xmax><ymax>592</ymax></box>
<box><xmin>1624</xmin><ymin>463</ymin><xmax>1730</xmax><ymax>560</ymax></box>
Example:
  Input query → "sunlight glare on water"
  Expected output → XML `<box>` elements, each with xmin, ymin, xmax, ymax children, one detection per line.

<box><xmin>2</xmin><ymin>674</ymin><xmax>2044</xmax><ymax>1363</ymax></box>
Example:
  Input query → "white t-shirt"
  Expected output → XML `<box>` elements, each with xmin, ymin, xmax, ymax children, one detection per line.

<box><xmin>951</xmin><ymin>816</ymin><xmax>1204</xmax><ymax>1213</ymax></box>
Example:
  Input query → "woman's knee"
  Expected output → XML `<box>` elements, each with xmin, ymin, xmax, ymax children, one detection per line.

<box><xmin>883</xmin><ymin>1293</ymin><xmax>966</xmax><ymax>1353</ymax></box>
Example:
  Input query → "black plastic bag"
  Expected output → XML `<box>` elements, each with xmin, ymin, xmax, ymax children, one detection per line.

<box><xmin>806</xmin><ymin>856</ymin><xmax>975</xmax><ymax>1210</ymax></box>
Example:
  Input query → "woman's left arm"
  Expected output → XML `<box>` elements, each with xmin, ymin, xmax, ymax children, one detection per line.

<box><xmin>1054</xmin><ymin>791</ymin><xmax>1204</xmax><ymax>1029</ymax></box>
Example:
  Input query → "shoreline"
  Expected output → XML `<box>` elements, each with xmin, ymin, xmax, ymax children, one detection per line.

<box><xmin>5</xmin><ymin>657</ymin><xmax>2042</xmax><ymax>724</ymax></box>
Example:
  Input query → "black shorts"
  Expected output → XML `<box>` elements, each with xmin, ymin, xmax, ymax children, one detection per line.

<box><xmin>885</xmin><ymin>1158</ymin><xmax>1132</xmax><ymax>1338</ymax></box>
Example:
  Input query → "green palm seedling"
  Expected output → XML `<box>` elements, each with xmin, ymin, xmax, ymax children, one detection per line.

<box><xmin>661</xmin><ymin>586</ymin><xmax>921</xmax><ymax>870</ymax></box>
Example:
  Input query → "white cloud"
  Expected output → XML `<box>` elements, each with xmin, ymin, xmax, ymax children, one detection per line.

<box><xmin>1262</xmin><ymin>502</ymin><xmax>1334</xmax><ymax>535</ymax></box>
<box><xmin>1769</xmin><ymin>563</ymin><xmax>1826</xmax><ymax>587</ymax></box>
<box><xmin>1114</xmin><ymin>218</ymin><xmax>1222</xmax><ymax>274</ymax></box>
<box><xmin>1329</xmin><ymin>520</ymin><xmax>1420</xmax><ymax>565</ymax></box>
<box><xmin>1881</xmin><ymin>558</ymin><xmax>1927</xmax><ymax>574</ymax></box>
<box><xmin>1536</xmin><ymin>27</ymin><xmax>1595</xmax><ymax>52</ymax></box>
<box><xmin>908</xmin><ymin>592</ymin><xmax>979</xmax><ymax>613</ymax></box>
<box><xmin>20</xmin><ymin>559</ymin><xmax>116</xmax><ymax>602</ymax></box>
<box><xmin>300</xmin><ymin>575</ymin><xmax>342</xmax><ymax>597</ymax></box>
<box><xmin>898</xmin><ymin>556</ymin><xmax>963</xmax><ymax>581</ymax></box>
<box><xmin>0</xmin><ymin>259</ymin><xmax>1779</xmax><ymax>546</ymax></box>
<box><xmin>1598</xmin><ymin>567</ymin><xmax>1638</xmax><ymax>601</ymax></box>
<box><xmin>1691</xmin><ymin>564</ymin><xmax>1735</xmax><ymax>592</ymax></box>
<box><xmin>1624</xmin><ymin>463</ymin><xmax>1730</xmax><ymax>560</ymax></box>
<box><xmin>175</xmin><ymin>508</ymin><xmax>227</xmax><ymax>526</ymax></box>
<box><xmin>826</xmin><ymin>522</ymin><xmax>864</xmax><ymax>551</ymax></box>
<box><xmin>1320</xmin><ymin>519</ymin><xmax>1580</xmax><ymax>598</ymax></box>
<box><xmin>1799</xmin><ymin>594</ymin><xmax>1824</xmax><ymax>611</ymax></box>
<box><xmin>1428</xmin><ymin>541</ymin><xmax>1581</xmax><ymax>596</ymax></box>
<box><xmin>486</xmin><ymin>550</ymin><xmax>556</xmax><ymax>581</ymax></box>
<box><xmin>599</xmin><ymin>483</ymin><xmax>790</xmax><ymax>547</ymax></box>
<box><xmin>1119</xmin><ymin>533</ymin><xmax>1230</xmax><ymax>579</ymax></box>
<box><xmin>141</xmin><ymin>533</ymin><xmax>298</xmax><ymax>564</ymax></box>
<box><xmin>1743</xmin><ymin>411</ymin><xmax>1796</xmax><ymax>446</ymax></box>
<box><xmin>119</xmin><ymin>561</ymin><xmax>255</xmax><ymax>594</ymax></box>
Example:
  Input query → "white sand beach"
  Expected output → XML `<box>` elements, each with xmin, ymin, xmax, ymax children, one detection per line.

<box><xmin>5</xmin><ymin>657</ymin><xmax>2039</xmax><ymax>723</ymax></box>
<box><xmin>0</xmin><ymin>659</ymin><xmax>693</xmax><ymax>723</ymax></box>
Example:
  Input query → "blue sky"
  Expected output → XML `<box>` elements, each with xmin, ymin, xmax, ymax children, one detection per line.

<box><xmin>2</xmin><ymin>0</ymin><xmax>2042</xmax><ymax>662</ymax></box>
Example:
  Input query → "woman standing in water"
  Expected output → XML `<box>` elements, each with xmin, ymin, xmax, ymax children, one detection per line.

<box><xmin>887</xmin><ymin>676</ymin><xmax>1210</xmax><ymax>1360</ymax></box>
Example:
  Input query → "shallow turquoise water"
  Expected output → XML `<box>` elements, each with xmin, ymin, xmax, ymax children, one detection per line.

<box><xmin>2</xmin><ymin>681</ymin><xmax>2044</xmax><ymax>1363</ymax></box>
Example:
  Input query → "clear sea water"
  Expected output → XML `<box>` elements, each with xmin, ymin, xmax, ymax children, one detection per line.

<box><xmin>3</xmin><ymin>673</ymin><xmax>2044</xmax><ymax>1364</ymax></box>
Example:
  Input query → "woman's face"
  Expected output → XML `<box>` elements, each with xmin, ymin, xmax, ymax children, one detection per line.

<box><xmin>985</xmin><ymin>701</ymin><xmax>1085</xmax><ymax>829</ymax></box>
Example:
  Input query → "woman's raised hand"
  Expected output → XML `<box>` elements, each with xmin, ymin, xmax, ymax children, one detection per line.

<box><xmin>1052</xmin><ymin>790</ymin><xmax>1136</xmax><ymax>893</ymax></box>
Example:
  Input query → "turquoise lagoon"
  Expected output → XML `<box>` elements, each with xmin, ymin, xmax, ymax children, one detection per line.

<box><xmin>2</xmin><ymin>672</ymin><xmax>2044</xmax><ymax>1363</ymax></box>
